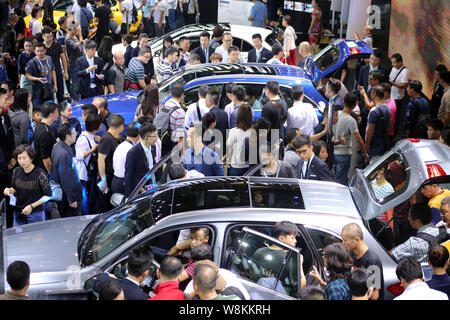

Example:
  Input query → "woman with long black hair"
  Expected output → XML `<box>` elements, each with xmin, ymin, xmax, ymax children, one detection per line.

<box><xmin>134</xmin><ymin>84</ymin><xmax>159</xmax><ymax>120</ymax></box>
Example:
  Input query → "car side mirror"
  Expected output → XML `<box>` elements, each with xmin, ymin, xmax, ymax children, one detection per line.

<box><xmin>110</xmin><ymin>193</ymin><xmax>124</xmax><ymax>207</ymax></box>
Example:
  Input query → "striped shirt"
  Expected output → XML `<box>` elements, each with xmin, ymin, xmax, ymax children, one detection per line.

<box><xmin>370</xmin><ymin>181</ymin><xmax>394</xmax><ymax>201</ymax></box>
<box><xmin>125</xmin><ymin>57</ymin><xmax>145</xmax><ymax>84</ymax></box>
<box><xmin>163</xmin><ymin>99</ymin><xmax>185</xmax><ymax>142</ymax></box>
<box><xmin>156</xmin><ymin>60</ymin><xmax>173</xmax><ymax>83</ymax></box>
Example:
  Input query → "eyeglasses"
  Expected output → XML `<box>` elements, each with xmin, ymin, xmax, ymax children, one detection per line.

<box><xmin>296</xmin><ymin>149</ymin><xmax>309</xmax><ymax>156</ymax></box>
<box><xmin>189</xmin><ymin>236</ymin><xmax>206</xmax><ymax>243</ymax></box>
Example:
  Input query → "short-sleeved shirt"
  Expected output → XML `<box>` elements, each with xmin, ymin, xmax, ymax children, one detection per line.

<box><xmin>44</xmin><ymin>42</ymin><xmax>64</xmax><ymax>75</ymax></box>
<box><xmin>250</xmin><ymin>1</ymin><xmax>267</xmax><ymax>28</ymax></box>
<box><xmin>153</xmin><ymin>1</ymin><xmax>166</xmax><ymax>24</ymax></box>
<box><xmin>163</xmin><ymin>99</ymin><xmax>186</xmax><ymax>142</ymax></box>
<box><xmin>353</xmin><ymin>249</ymin><xmax>384</xmax><ymax>300</ymax></box>
<box><xmin>121</xmin><ymin>0</ymin><xmax>134</xmax><ymax>24</ymax></box>
<box><xmin>18</xmin><ymin>52</ymin><xmax>36</xmax><ymax>75</ymax></box>
<box><xmin>11</xmin><ymin>166</ymin><xmax>52</xmax><ymax>212</ymax></box>
<box><xmin>95</xmin><ymin>5</ymin><xmax>111</xmax><ymax>32</ymax></box>
<box><xmin>125</xmin><ymin>57</ymin><xmax>145</xmax><ymax>84</ymax></box>
<box><xmin>283</xmin><ymin>26</ymin><xmax>296</xmax><ymax>51</ymax></box>
<box><xmin>98</xmin><ymin>132</ymin><xmax>119</xmax><ymax>185</ymax></box>
<box><xmin>333</xmin><ymin>112</ymin><xmax>359</xmax><ymax>155</ymax></box>
<box><xmin>389</xmin><ymin>66</ymin><xmax>410</xmax><ymax>100</ymax></box>
<box><xmin>156</xmin><ymin>60</ymin><xmax>173</xmax><ymax>83</ymax></box>
<box><xmin>26</xmin><ymin>56</ymin><xmax>55</xmax><ymax>86</ymax></box>
<box><xmin>33</xmin><ymin>122</ymin><xmax>56</xmax><ymax>173</ymax></box>
<box><xmin>366</xmin><ymin>104</ymin><xmax>391</xmax><ymax>156</ymax></box>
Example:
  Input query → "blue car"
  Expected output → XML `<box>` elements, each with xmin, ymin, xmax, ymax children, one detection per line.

<box><xmin>72</xmin><ymin>39</ymin><xmax>373</xmax><ymax>128</ymax></box>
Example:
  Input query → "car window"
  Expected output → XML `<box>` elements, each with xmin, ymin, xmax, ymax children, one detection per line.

<box><xmin>304</xmin><ymin>226</ymin><xmax>342</xmax><ymax>258</ymax></box>
<box><xmin>183</xmin><ymin>84</ymin><xmax>224</xmax><ymax>107</ymax></box>
<box><xmin>249</xmin><ymin>180</ymin><xmax>305</xmax><ymax>209</ymax></box>
<box><xmin>83</xmin><ymin>196</ymin><xmax>154</xmax><ymax>266</ymax></box>
<box><xmin>240</xmin><ymin>39</ymin><xmax>254</xmax><ymax>53</ymax></box>
<box><xmin>225</xmin><ymin>226</ymin><xmax>301</xmax><ymax>298</ymax></box>
<box><xmin>364</xmin><ymin>153</ymin><xmax>409</xmax><ymax>204</ymax></box>
<box><xmin>313</xmin><ymin>44</ymin><xmax>341</xmax><ymax>72</ymax></box>
<box><xmin>144</xmin><ymin>226</ymin><xmax>214</xmax><ymax>265</ymax></box>
<box><xmin>159</xmin><ymin>75</ymin><xmax>187</xmax><ymax>102</ymax></box>
<box><xmin>172</xmin><ymin>178</ymin><xmax>250</xmax><ymax>214</ymax></box>
<box><xmin>236</xmin><ymin>83</ymin><xmax>266</xmax><ymax>111</ymax></box>
<box><xmin>279</xmin><ymin>86</ymin><xmax>293</xmax><ymax>109</ymax></box>
<box><xmin>128</xmin><ymin>154</ymin><xmax>173</xmax><ymax>200</ymax></box>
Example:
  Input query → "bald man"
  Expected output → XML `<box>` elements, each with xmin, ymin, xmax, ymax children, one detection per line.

<box><xmin>341</xmin><ymin>223</ymin><xmax>384</xmax><ymax>300</ymax></box>
<box><xmin>93</xmin><ymin>97</ymin><xmax>112</xmax><ymax>137</ymax></box>
<box><xmin>106</xmin><ymin>52</ymin><xmax>127</xmax><ymax>94</ymax></box>
<box><xmin>298</xmin><ymin>41</ymin><xmax>313</xmax><ymax>70</ymax></box>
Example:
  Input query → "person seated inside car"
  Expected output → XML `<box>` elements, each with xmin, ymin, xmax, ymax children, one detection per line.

<box><xmin>168</xmin><ymin>227</ymin><xmax>210</xmax><ymax>282</ymax></box>
<box><xmin>258</xmin><ymin>141</ymin><xmax>296</xmax><ymax>178</ymax></box>
<box><xmin>252</xmin><ymin>221</ymin><xmax>306</xmax><ymax>291</ymax></box>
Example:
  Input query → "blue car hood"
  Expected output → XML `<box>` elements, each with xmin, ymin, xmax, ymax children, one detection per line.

<box><xmin>5</xmin><ymin>216</ymin><xmax>95</xmax><ymax>280</ymax></box>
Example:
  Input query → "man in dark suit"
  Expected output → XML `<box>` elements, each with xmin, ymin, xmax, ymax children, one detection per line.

<box><xmin>124</xmin><ymin>123</ymin><xmax>158</xmax><ymax>199</ymax></box>
<box><xmin>192</xmin><ymin>31</ymin><xmax>211</xmax><ymax>64</ymax></box>
<box><xmin>75</xmin><ymin>40</ymin><xmax>105</xmax><ymax>99</ymax></box>
<box><xmin>93</xmin><ymin>245</ymin><xmax>153</xmax><ymax>300</ymax></box>
<box><xmin>357</xmin><ymin>51</ymin><xmax>387</xmax><ymax>92</ymax></box>
<box><xmin>247</xmin><ymin>33</ymin><xmax>273</xmax><ymax>63</ymax></box>
<box><xmin>293</xmin><ymin>134</ymin><xmax>333</xmax><ymax>182</ymax></box>
<box><xmin>206</xmin><ymin>90</ymin><xmax>228</xmax><ymax>155</ymax></box>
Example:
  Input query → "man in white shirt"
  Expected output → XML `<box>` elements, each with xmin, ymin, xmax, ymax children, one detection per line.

<box><xmin>184</xmin><ymin>85</ymin><xmax>210</xmax><ymax>130</ymax></box>
<box><xmin>389</xmin><ymin>53</ymin><xmax>410</xmax><ymax>138</ymax></box>
<box><xmin>286</xmin><ymin>85</ymin><xmax>318</xmax><ymax>136</ymax></box>
<box><xmin>120</xmin><ymin>0</ymin><xmax>134</xmax><ymax>35</ymax></box>
<box><xmin>111</xmin><ymin>122</ymin><xmax>140</xmax><ymax>195</ymax></box>
<box><xmin>394</xmin><ymin>256</ymin><xmax>448</xmax><ymax>300</ymax></box>
<box><xmin>214</xmin><ymin>33</ymin><xmax>242</xmax><ymax>63</ymax></box>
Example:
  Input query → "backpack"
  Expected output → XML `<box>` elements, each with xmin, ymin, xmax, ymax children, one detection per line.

<box><xmin>415</xmin><ymin>225</ymin><xmax>450</xmax><ymax>248</ymax></box>
<box><xmin>411</xmin><ymin>99</ymin><xmax>431</xmax><ymax>139</ymax></box>
<box><xmin>82</xmin><ymin>135</ymin><xmax>99</xmax><ymax>181</ymax></box>
<box><xmin>153</xmin><ymin>103</ymin><xmax>180</xmax><ymax>151</ymax></box>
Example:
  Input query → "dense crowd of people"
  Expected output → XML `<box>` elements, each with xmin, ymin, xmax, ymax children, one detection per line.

<box><xmin>0</xmin><ymin>0</ymin><xmax>449</xmax><ymax>301</ymax></box>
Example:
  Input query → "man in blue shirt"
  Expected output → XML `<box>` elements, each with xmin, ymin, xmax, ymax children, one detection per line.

<box><xmin>183</xmin><ymin>126</ymin><xmax>224</xmax><ymax>177</ymax></box>
<box><xmin>248</xmin><ymin>0</ymin><xmax>267</xmax><ymax>28</ymax></box>
<box><xmin>404</xmin><ymin>80</ymin><xmax>430</xmax><ymax>138</ymax></box>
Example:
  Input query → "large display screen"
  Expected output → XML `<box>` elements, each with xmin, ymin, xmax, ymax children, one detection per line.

<box><xmin>389</xmin><ymin>0</ymin><xmax>449</xmax><ymax>97</ymax></box>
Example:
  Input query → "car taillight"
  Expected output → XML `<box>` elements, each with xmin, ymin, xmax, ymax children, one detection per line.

<box><xmin>427</xmin><ymin>164</ymin><xmax>446</xmax><ymax>178</ymax></box>
<box><xmin>350</xmin><ymin>48</ymin><xmax>360</xmax><ymax>55</ymax></box>
<box><xmin>387</xmin><ymin>283</ymin><xmax>404</xmax><ymax>296</ymax></box>
<box><xmin>408</xmin><ymin>138</ymin><xmax>421</xmax><ymax>143</ymax></box>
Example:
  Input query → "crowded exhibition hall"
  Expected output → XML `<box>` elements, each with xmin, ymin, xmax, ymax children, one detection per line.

<box><xmin>0</xmin><ymin>0</ymin><xmax>449</xmax><ymax>306</ymax></box>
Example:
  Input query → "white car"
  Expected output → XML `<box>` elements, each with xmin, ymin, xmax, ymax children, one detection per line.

<box><xmin>112</xmin><ymin>23</ymin><xmax>280</xmax><ymax>68</ymax></box>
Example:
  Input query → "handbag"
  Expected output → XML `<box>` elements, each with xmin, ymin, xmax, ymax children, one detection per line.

<box><xmin>50</xmin><ymin>180</ymin><xmax>63</xmax><ymax>202</ymax></box>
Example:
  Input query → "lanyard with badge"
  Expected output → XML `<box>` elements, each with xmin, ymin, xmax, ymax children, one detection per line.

<box><xmin>37</xmin><ymin>58</ymin><xmax>50</xmax><ymax>82</ymax></box>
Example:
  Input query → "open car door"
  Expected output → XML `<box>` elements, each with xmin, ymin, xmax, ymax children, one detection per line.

<box><xmin>225</xmin><ymin>227</ymin><xmax>302</xmax><ymax>300</ymax></box>
<box><xmin>304</xmin><ymin>39</ymin><xmax>373</xmax><ymax>83</ymax></box>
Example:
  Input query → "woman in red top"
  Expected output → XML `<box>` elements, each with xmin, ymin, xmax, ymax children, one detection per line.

<box><xmin>309</xmin><ymin>0</ymin><xmax>322</xmax><ymax>54</ymax></box>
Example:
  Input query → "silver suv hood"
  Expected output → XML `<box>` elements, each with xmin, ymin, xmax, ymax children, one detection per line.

<box><xmin>5</xmin><ymin>216</ymin><xmax>95</xmax><ymax>284</ymax></box>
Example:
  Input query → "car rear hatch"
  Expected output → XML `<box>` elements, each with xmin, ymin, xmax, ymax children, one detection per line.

<box><xmin>304</xmin><ymin>39</ymin><xmax>373</xmax><ymax>82</ymax></box>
